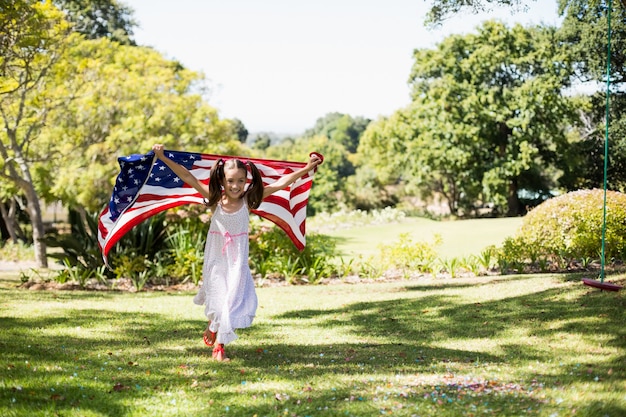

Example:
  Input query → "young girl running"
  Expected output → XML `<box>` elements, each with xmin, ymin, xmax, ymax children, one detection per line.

<box><xmin>152</xmin><ymin>144</ymin><xmax>322</xmax><ymax>361</ymax></box>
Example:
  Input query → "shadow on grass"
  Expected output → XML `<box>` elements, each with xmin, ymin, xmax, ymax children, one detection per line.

<box><xmin>1</xmin><ymin>274</ymin><xmax>624</xmax><ymax>416</ymax></box>
<box><xmin>273</xmin><ymin>276</ymin><xmax>625</xmax><ymax>398</ymax></box>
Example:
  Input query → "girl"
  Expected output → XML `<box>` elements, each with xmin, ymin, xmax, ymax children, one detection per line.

<box><xmin>152</xmin><ymin>144</ymin><xmax>322</xmax><ymax>361</ymax></box>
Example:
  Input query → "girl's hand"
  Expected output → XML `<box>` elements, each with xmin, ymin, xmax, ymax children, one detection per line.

<box><xmin>152</xmin><ymin>144</ymin><xmax>165</xmax><ymax>159</ymax></box>
<box><xmin>306</xmin><ymin>152</ymin><xmax>323</xmax><ymax>170</ymax></box>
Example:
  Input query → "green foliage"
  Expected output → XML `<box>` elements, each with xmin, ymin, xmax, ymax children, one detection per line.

<box><xmin>53</xmin><ymin>0</ymin><xmax>137</xmax><ymax>44</ymax></box>
<box><xmin>475</xmin><ymin>245</ymin><xmax>497</xmax><ymax>272</ymax></box>
<box><xmin>438</xmin><ymin>257</ymin><xmax>463</xmax><ymax>278</ymax></box>
<box><xmin>159</xmin><ymin>206</ymin><xmax>210</xmax><ymax>284</ymax></box>
<box><xmin>1</xmin><ymin>1</ymin><xmax>240</xmax><ymax>270</ymax></box>
<box><xmin>424</xmin><ymin>0</ymin><xmax>529</xmax><ymax>27</ymax></box>
<box><xmin>303</xmin><ymin>112</ymin><xmax>371</xmax><ymax>153</ymax></box>
<box><xmin>376</xmin><ymin>233</ymin><xmax>440</xmax><ymax>277</ymax></box>
<box><xmin>45</xmin><ymin>39</ymin><xmax>241</xmax><ymax>212</ymax></box>
<box><xmin>45</xmin><ymin>209</ymin><xmax>104</xmax><ymax>271</ymax></box>
<box><xmin>111</xmin><ymin>253</ymin><xmax>151</xmax><ymax>290</ymax></box>
<box><xmin>45</xmin><ymin>210</ymin><xmax>172</xmax><ymax>287</ymax></box>
<box><xmin>164</xmin><ymin>228</ymin><xmax>204</xmax><ymax>285</ymax></box>
<box><xmin>249</xmin><ymin>220</ymin><xmax>336</xmax><ymax>284</ymax></box>
<box><xmin>0</xmin><ymin>240</ymin><xmax>34</xmax><ymax>261</ymax></box>
<box><xmin>55</xmin><ymin>258</ymin><xmax>94</xmax><ymax>287</ymax></box>
<box><xmin>557</xmin><ymin>1</ymin><xmax>626</xmax><ymax>191</ymax></box>
<box><xmin>503</xmin><ymin>189</ymin><xmax>626</xmax><ymax>268</ymax></box>
<box><xmin>227</xmin><ymin>118</ymin><xmax>249</xmax><ymax>143</ymax></box>
<box><xmin>358</xmin><ymin>20</ymin><xmax>576</xmax><ymax>216</ymax></box>
<box><xmin>344</xmin><ymin>166</ymin><xmax>398</xmax><ymax>210</ymax></box>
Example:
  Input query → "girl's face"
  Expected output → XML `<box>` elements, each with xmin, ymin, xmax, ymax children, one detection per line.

<box><xmin>222</xmin><ymin>167</ymin><xmax>247</xmax><ymax>200</ymax></box>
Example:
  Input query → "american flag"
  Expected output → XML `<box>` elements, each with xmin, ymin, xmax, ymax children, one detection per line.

<box><xmin>97</xmin><ymin>150</ymin><xmax>321</xmax><ymax>266</ymax></box>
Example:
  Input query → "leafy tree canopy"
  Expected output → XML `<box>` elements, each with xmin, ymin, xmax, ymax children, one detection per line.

<box><xmin>303</xmin><ymin>112</ymin><xmax>371</xmax><ymax>154</ymax></box>
<box><xmin>53</xmin><ymin>0</ymin><xmax>137</xmax><ymax>44</ymax></box>
<box><xmin>359</xmin><ymin>20</ymin><xmax>577</xmax><ymax>216</ymax></box>
<box><xmin>557</xmin><ymin>0</ymin><xmax>626</xmax><ymax>191</ymax></box>
<box><xmin>424</xmin><ymin>0</ymin><xmax>532</xmax><ymax>26</ymax></box>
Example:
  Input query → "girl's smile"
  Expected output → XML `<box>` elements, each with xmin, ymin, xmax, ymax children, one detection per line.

<box><xmin>222</xmin><ymin>167</ymin><xmax>247</xmax><ymax>199</ymax></box>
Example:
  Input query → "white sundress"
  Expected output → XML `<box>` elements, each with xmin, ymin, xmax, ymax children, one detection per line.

<box><xmin>193</xmin><ymin>200</ymin><xmax>258</xmax><ymax>345</ymax></box>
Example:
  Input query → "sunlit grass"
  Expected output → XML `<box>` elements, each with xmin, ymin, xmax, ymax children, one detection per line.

<box><xmin>313</xmin><ymin>215</ymin><xmax>523</xmax><ymax>259</ymax></box>
<box><xmin>0</xmin><ymin>271</ymin><xmax>624</xmax><ymax>416</ymax></box>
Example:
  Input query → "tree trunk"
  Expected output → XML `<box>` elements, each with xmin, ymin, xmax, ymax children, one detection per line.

<box><xmin>0</xmin><ymin>199</ymin><xmax>27</xmax><ymax>242</ymax></box>
<box><xmin>23</xmin><ymin>184</ymin><xmax>48</xmax><ymax>268</ymax></box>
<box><xmin>0</xmin><ymin>202</ymin><xmax>17</xmax><ymax>241</ymax></box>
<box><xmin>506</xmin><ymin>178</ymin><xmax>522</xmax><ymax>217</ymax></box>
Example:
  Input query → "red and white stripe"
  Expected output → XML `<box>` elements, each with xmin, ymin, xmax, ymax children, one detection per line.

<box><xmin>98</xmin><ymin>151</ymin><xmax>318</xmax><ymax>266</ymax></box>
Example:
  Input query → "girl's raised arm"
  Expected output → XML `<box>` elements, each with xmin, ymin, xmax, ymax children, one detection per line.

<box><xmin>262</xmin><ymin>153</ymin><xmax>323</xmax><ymax>199</ymax></box>
<box><xmin>152</xmin><ymin>144</ymin><xmax>211</xmax><ymax>200</ymax></box>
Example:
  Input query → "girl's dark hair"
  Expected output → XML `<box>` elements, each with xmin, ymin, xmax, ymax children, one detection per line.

<box><xmin>245</xmin><ymin>161</ymin><xmax>264</xmax><ymax>209</ymax></box>
<box><xmin>206</xmin><ymin>158</ymin><xmax>264</xmax><ymax>209</ymax></box>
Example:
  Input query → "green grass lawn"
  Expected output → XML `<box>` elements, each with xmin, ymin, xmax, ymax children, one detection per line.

<box><xmin>320</xmin><ymin>217</ymin><xmax>523</xmax><ymax>259</ymax></box>
<box><xmin>0</xmin><ymin>269</ymin><xmax>624</xmax><ymax>417</ymax></box>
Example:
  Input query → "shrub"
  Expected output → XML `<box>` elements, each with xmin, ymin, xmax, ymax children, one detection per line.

<box><xmin>249</xmin><ymin>219</ymin><xmax>336</xmax><ymax>284</ymax></box>
<box><xmin>376</xmin><ymin>233</ymin><xmax>440</xmax><ymax>278</ymax></box>
<box><xmin>164</xmin><ymin>228</ymin><xmax>204</xmax><ymax>284</ymax></box>
<box><xmin>45</xmin><ymin>209</ymin><xmax>104</xmax><ymax>271</ymax></box>
<box><xmin>0</xmin><ymin>240</ymin><xmax>34</xmax><ymax>261</ymax></box>
<box><xmin>507</xmin><ymin>189</ymin><xmax>626</xmax><ymax>264</ymax></box>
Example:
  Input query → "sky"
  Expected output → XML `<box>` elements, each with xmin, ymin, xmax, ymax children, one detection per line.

<box><xmin>125</xmin><ymin>0</ymin><xmax>562</xmax><ymax>134</ymax></box>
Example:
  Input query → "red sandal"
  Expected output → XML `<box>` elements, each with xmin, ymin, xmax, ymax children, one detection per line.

<box><xmin>212</xmin><ymin>344</ymin><xmax>228</xmax><ymax>361</ymax></box>
<box><xmin>203</xmin><ymin>324</ymin><xmax>217</xmax><ymax>347</ymax></box>
<box><xmin>203</xmin><ymin>332</ymin><xmax>216</xmax><ymax>347</ymax></box>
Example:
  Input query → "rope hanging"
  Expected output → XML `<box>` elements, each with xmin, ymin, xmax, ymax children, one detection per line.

<box><xmin>599</xmin><ymin>0</ymin><xmax>613</xmax><ymax>283</ymax></box>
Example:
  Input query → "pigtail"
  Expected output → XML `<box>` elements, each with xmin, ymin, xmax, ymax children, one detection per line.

<box><xmin>245</xmin><ymin>161</ymin><xmax>264</xmax><ymax>209</ymax></box>
<box><xmin>206</xmin><ymin>159</ymin><xmax>224</xmax><ymax>207</ymax></box>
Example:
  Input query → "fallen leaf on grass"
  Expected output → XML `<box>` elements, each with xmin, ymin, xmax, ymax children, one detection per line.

<box><xmin>112</xmin><ymin>383</ymin><xmax>130</xmax><ymax>392</ymax></box>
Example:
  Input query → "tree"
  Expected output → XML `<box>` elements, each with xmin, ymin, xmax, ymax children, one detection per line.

<box><xmin>424</xmin><ymin>0</ymin><xmax>534</xmax><ymax>26</ymax></box>
<box><xmin>229</xmin><ymin>118</ymin><xmax>249</xmax><ymax>143</ymax></box>
<box><xmin>557</xmin><ymin>0</ymin><xmax>626</xmax><ymax>191</ymax></box>
<box><xmin>252</xmin><ymin>133</ymin><xmax>272</xmax><ymax>151</ymax></box>
<box><xmin>0</xmin><ymin>0</ymin><xmax>73</xmax><ymax>266</ymax></box>
<box><xmin>359</xmin><ymin>21</ymin><xmax>577</xmax><ymax>216</ymax></box>
<box><xmin>0</xmin><ymin>1</ymin><xmax>239</xmax><ymax>267</ymax></box>
<box><xmin>303</xmin><ymin>112</ymin><xmax>371</xmax><ymax>154</ymax></box>
<box><xmin>52</xmin><ymin>0</ymin><xmax>137</xmax><ymax>44</ymax></box>
<box><xmin>43</xmin><ymin>40</ymin><xmax>240</xmax><ymax>213</ymax></box>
